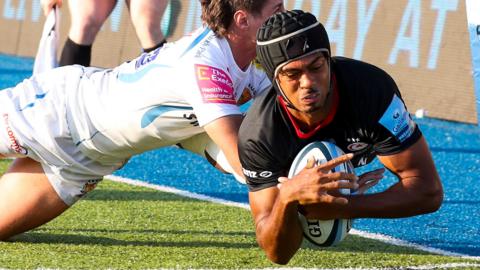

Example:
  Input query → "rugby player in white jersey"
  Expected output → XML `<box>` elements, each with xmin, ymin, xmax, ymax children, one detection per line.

<box><xmin>0</xmin><ymin>0</ymin><xmax>285</xmax><ymax>240</ymax></box>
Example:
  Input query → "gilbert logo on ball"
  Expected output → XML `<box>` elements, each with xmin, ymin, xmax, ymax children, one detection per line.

<box><xmin>288</xmin><ymin>141</ymin><xmax>354</xmax><ymax>247</ymax></box>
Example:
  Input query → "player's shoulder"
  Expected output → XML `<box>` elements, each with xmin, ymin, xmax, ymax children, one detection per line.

<box><xmin>249</xmin><ymin>60</ymin><xmax>269</xmax><ymax>84</ymax></box>
<box><xmin>332</xmin><ymin>57</ymin><xmax>385</xmax><ymax>71</ymax></box>
<box><xmin>333</xmin><ymin>57</ymin><xmax>399</xmax><ymax>102</ymax></box>
<box><xmin>333</xmin><ymin>57</ymin><xmax>393</xmax><ymax>82</ymax></box>
<box><xmin>239</xmin><ymin>89</ymin><xmax>289</xmax><ymax>158</ymax></box>
<box><xmin>240</xmin><ymin>90</ymin><xmax>277</xmax><ymax>134</ymax></box>
<box><xmin>240</xmin><ymin>90</ymin><xmax>275</xmax><ymax>142</ymax></box>
<box><xmin>239</xmin><ymin>90</ymin><xmax>294</xmax><ymax>190</ymax></box>
<box><xmin>170</xmin><ymin>27</ymin><xmax>227</xmax><ymax>65</ymax></box>
<box><xmin>174</xmin><ymin>30</ymin><xmax>233</xmax><ymax>81</ymax></box>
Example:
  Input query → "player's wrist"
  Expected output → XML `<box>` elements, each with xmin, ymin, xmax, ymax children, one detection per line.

<box><xmin>337</xmin><ymin>194</ymin><xmax>355</xmax><ymax>219</ymax></box>
<box><xmin>277</xmin><ymin>183</ymin><xmax>300</xmax><ymax>208</ymax></box>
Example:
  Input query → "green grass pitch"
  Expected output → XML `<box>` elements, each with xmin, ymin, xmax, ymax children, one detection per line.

<box><xmin>0</xmin><ymin>159</ymin><xmax>478</xmax><ymax>269</ymax></box>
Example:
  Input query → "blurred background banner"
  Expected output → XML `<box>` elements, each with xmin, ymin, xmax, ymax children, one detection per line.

<box><xmin>466</xmin><ymin>0</ymin><xmax>480</xmax><ymax>126</ymax></box>
<box><xmin>0</xmin><ymin>0</ymin><xmax>477</xmax><ymax>125</ymax></box>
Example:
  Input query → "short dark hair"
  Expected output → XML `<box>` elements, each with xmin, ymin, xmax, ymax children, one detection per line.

<box><xmin>200</xmin><ymin>0</ymin><xmax>269</xmax><ymax>38</ymax></box>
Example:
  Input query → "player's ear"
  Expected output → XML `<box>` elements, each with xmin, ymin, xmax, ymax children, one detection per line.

<box><xmin>232</xmin><ymin>9</ymin><xmax>249</xmax><ymax>30</ymax></box>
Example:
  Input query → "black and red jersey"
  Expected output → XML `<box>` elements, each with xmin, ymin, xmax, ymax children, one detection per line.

<box><xmin>238</xmin><ymin>57</ymin><xmax>422</xmax><ymax>192</ymax></box>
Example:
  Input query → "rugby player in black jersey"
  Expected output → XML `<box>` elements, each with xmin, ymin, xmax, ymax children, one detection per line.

<box><xmin>238</xmin><ymin>10</ymin><xmax>443</xmax><ymax>264</ymax></box>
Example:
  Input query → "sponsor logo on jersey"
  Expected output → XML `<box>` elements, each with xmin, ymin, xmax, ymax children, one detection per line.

<box><xmin>346</xmin><ymin>137</ymin><xmax>369</xmax><ymax>151</ymax></box>
<box><xmin>141</xmin><ymin>105</ymin><xmax>194</xmax><ymax>128</ymax></box>
<box><xmin>194</xmin><ymin>34</ymin><xmax>215</xmax><ymax>58</ymax></box>
<box><xmin>357</xmin><ymin>156</ymin><xmax>369</xmax><ymax>166</ymax></box>
<box><xmin>347</xmin><ymin>142</ymin><xmax>369</xmax><ymax>151</ymax></box>
<box><xmin>242</xmin><ymin>168</ymin><xmax>257</xmax><ymax>178</ymax></box>
<box><xmin>259</xmin><ymin>171</ymin><xmax>273</xmax><ymax>178</ymax></box>
<box><xmin>195</xmin><ymin>64</ymin><xmax>236</xmax><ymax>104</ymax></box>
<box><xmin>135</xmin><ymin>48</ymin><xmax>160</xmax><ymax>69</ymax></box>
<box><xmin>242</xmin><ymin>168</ymin><xmax>273</xmax><ymax>179</ymax></box>
<box><xmin>2</xmin><ymin>113</ymin><xmax>28</xmax><ymax>156</ymax></box>
<box><xmin>379</xmin><ymin>94</ymin><xmax>415</xmax><ymax>142</ymax></box>
<box><xmin>183</xmin><ymin>112</ymin><xmax>199</xmax><ymax>126</ymax></box>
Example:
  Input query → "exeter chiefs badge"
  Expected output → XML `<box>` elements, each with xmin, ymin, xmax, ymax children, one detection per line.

<box><xmin>237</xmin><ymin>88</ymin><xmax>252</xmax><ymax>105</ymax></box>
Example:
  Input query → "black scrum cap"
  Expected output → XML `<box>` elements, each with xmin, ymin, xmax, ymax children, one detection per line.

<box><xmin>256</xmin><ymin>10</ymin><xmax>331</xmax><ymax>82</ymax></box>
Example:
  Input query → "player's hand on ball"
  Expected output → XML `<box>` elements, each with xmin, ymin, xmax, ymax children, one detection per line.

<box><xmin>278</xmin><ymin>153</ymin><xmax>358</xmax><ymax>206</ymax></box>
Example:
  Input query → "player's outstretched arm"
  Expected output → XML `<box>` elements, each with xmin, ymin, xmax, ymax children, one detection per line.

<box><xmin>249</xmin><ymin>186</ymin><xmax>302</xmax><ymax>265</ymax></box>
<box><xmin>249</xmin><ymin>155</ymin><xmax>358</xmax><ymax>265</ymax></box>
<box><xmin>203</xmin><ymin>114</ymin><xmax>244</xmax><ymax>178</ymax></box>
<box><xmin>344</xmin><ymin>136</ymin><xmax>443</xmax><ymax>218</ymax></box>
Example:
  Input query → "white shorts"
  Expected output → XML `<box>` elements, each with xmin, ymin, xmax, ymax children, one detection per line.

<box><xmin>0</xmin><ymin>66</ymin><xmax>125</xmax><ymax>205</ymax></box>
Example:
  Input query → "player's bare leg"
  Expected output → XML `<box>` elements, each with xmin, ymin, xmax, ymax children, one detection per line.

<box><xmin>67</xmin><ymin>0</ymin><xmax>117</xmax><ymax>45</ymax></box>
<box><xmin>60</xmin><ymin>0</ymin><xmax>117</xmax><ymax>66</ymax></box>
<box><xmin>127</xmin><ymin>0</ymin><xmax>168</xmax><ymax>50</ymax></box>
<box><xmin>0</xmin><ymin>158</ymin><xmax>69</xmax><ymax>240</ymax></box>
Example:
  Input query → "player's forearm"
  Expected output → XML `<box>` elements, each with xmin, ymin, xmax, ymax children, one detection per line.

<box><xmin>255</xmin><ymin>196</ymin><xmax>303</xmax><ymax>264</ymax></box>
<box><xmin>226</xmin><ymin>150</ymin><xmax>243</xmax><ymax>178</ymax></box>
<box><xmin>342</xmin><ymin>176</ymin><xmax>443</xmax><ymax>218</ymax></box>
<box><xmin>204</xmin><ymin>115</ymin><xmax>244</xmax><ymax>176</ymax></box>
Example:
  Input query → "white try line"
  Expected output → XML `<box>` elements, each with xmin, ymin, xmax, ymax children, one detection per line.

<box><xmin>107</xmin><ymin>175</ymin><xmax>250</xmax><ymax>210</ymax></box>
<box><xmin>106</xmin><ymin>175</ymin><xmax>480</xmax><ymax>262</ymax></box>
<box><xmin>349</xmin><ymin>229</ymin><xmax>480</xmax><ymax>261</ymax></box>
<box><xmin>247</xmin><ymin>263</ymin><xmax>480</xmax><ymax>270</ymax></box>
<box><xmin>5</xmin><ymin>265</ymin><xmax>480</xmax><ymax>270</ymax></box>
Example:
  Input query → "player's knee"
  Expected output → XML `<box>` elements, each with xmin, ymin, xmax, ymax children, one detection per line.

<box><xmin>70</xmin><ymin>16</ymin><xmax>105</xmax><ymax>40</ymax></box>
<box><xmin>134</xmin><ymin>22</ymin><xmax>163</xmax><ymax>43</ymax></box>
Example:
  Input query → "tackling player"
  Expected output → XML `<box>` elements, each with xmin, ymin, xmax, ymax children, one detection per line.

<box><xmin>238</xmin><ymin>10</ymin><xmax>443</xmax><ymax>264</ymax></box>
<box><xmin>0</xmin><ymin>0</ymin><xmax>284</xmax><ymax>240</ymax></box>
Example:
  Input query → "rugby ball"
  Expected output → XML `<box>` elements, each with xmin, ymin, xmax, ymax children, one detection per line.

<box><xmin>288</xmin><ymin>141</ymin><xmax>354</xmax><ymax>247</ymax></box>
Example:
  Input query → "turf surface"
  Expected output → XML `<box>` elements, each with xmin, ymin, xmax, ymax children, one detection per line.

<box><xmin>1</xmin><ymin>53</ymin><xmax>480</xmax><ymax>258</ymax></box>
<box><xmin>0</xmin><ymin>160</ymin><xmax>478</xmax><ymax>269</ymax></box>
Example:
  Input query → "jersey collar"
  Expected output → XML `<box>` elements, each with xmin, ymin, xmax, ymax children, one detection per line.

<box><xmin>279</xmin><ymin>75</ymin><xmax>339</xmax><ymax>139</ymax></box>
